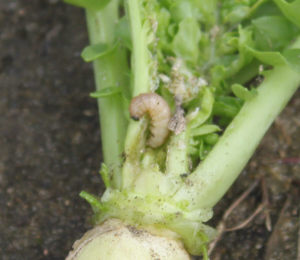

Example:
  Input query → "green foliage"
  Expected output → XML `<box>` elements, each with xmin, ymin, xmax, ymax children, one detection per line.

<box><xmin>81</xmin><ymin>42</ymin><xmax>118</xmax><ymax>62</ymax></box>
<box><xmin>75</xmin><ymin>0</ymin><xmax>300</xmax><ymax>203</ymax></box>
<box><xmin>90</xmin><ymin>87</ymin><xmax>122</xmax><ymax>98</ymax></box>
<box><xmin>247</xmin><ymin>46</ymin><xmax>300</xmax><ymax>70</ymax></box>
<box><xmin>252</xmin><ymin>16</ymin><xmax>297</xmax><ymax>51</ymax></box>
<box><xmin>273</xmin><ymin>0</ymin><xmax>300</xmax><ymax>28</ymax></box>
<box><xmin>79</xmin><ymin>191</ymin><xmax>105</xmax><ymax>213</ymax></box>
<box><xmin>222</xmin><ymin>2</ymin><xmax>250</xmax><ymax>24</ymax></box>
<box><xmin>203</xmin><ymin>133</ymin><xmax>219</xmax><ymax>145</ymax></box>
<box><xmin>188</xmin><ymin>88</ymin><xmax>214</xmax><ymax>129</ymax></box>
<box><xmin>231</xmin><ymin>84</ymin><xmax>257</xmax><ymax>101</ymax></box>
<box><xmin>99</xmin><ymin>163</ymin><xmax>111</xmax><ymax>188</ymax></box>
<box><xmin>190</xmin><ymin>125</ymin><xmax>221</xmax><ymax>137</ymax></box>
<box><xmin>171</xmin><ymin>18</ymin><xmax>201</xmax><ymax>64</ymax></box>
<box><xmin>169</xmin><ymin>0</ymin><xmax>201</xmax><ymax>22</ymax></box>
<box><xmin>64</xmin><ymin>0</ymin><xmax>110</xmax><ymax>10</ymax></box>
<box><xmin>213</xmin><ymin>96</ymin><xmax>243</xmax><ymax>119</ymax></box>
<box><xmin>283</xmin><ymin>49</ymin><xmax>300</xmax><ymax>71</ymax></box>
<box><xmin>116</xmin><ymin>17</ymin><xmax>132</xmax><ymax>49</ymax></box>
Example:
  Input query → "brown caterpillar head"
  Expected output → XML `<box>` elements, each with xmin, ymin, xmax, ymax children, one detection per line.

<box><xmin>130</xmin><ymin>115</ymin><xmax>140</xmax><ymax>121</ymax></box>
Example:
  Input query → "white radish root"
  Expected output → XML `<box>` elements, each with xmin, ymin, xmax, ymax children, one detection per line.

<box><xmin>66</xmin><ymin>218</ymin><xmax>190</xmax><ymax>260</ymax></box>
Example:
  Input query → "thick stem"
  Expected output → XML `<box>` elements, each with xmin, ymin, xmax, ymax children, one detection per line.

<box><xmin>126</xmin><ymin>0</ymin><xmax>149</xmax><ymax>97</ymax></box>
<box><xmin>173</xmin><ymin>63</ymin><xmax>300</xmax><ymax>209</ymax></box>
<box><xmin>165</xmin><ymin>131</ymin><xmax>189</xmax><ymax>178</ymax></box>
<box><xmin>122</xmin><ymin>0</ymin><xmax>151</xmax><ymax>189</ymax></box>
<box><xmin>86</xmin><ymin>2</ymin><xmax>129</xmax><ymax>189</ymax></box>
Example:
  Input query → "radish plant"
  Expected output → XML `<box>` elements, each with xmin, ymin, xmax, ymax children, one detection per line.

<box><xmin>65</xmin><ymin>0</ymin><xmax>300</xmax><ymax>258</ymax></box>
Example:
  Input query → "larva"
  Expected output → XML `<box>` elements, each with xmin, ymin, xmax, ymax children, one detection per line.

<box><xmin>129</xmin><ymin>93</ymin><xmax>171</xmax><ymax>148</ymax></box>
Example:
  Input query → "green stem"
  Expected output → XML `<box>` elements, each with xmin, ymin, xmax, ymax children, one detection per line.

<box><xmin>126</xmin><ymin>0</ymin><xmax>149</xmax><ymax>96</ymax></box>
<box><xmin>173</xmin><ymin>63</ymin><xmax>300</xmax><ymax>209</ymax></box>
<box><xmin>122</xmin><ymin>0</ymin><xmax>150</xmax><ymax>189</ymax></box>
<box><xmin>247</xmin><ymin>0</ymin><xmax>267</xmax><ymax>18</ymax></box>
<box><xmin>86</xmin><ymin>1</ymin><xmax>129</xmax><ymax>189</ymax></box>
<box><xmin>165</xmin><ymin>131</ymin><xmax>189</xmax><ymax>178</ymax></box>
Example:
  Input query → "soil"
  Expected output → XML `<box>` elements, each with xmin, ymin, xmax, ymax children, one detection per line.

<box><xmin>0</xmin><ymin>1</ymin><xmax>299</xmax><ymax>260</ymax></box>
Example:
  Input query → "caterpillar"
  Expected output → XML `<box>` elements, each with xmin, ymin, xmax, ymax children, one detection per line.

<box><xmin>129</xmin><ymin>93</ymin><xmax>171</xmax><ymax>148</ymax></box>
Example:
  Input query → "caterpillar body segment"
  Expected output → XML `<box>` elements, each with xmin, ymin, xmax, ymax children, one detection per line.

<box><xmin>129</xmin><ymin>93</ymin><xmax>171</xmax><ymax>148</ymax></box>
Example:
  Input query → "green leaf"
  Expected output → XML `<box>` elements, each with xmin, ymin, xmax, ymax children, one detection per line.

<box><xmin>283</xmin><ymin>48</ymin><xmax>300</xmax><ymax>71</ymax></box>
<box><xmin>160</xmin><ymin>86</ymin><xmax>176</xmax><ymax>112</ymax></box>
<box><xmin>247</xmin><ymin>47</ymin><xmax>287</xmax><ymax>66</ymax></box>
<box><xmin>81</xmin><ymin>42</ymin><xmax>118</xmax><ymax>62</ymax></box>
<box><xmin>99</xmin><ymin>163</ymin><xmax>111</xmax><ymax>188</ymax></box>
<box><xmin>79</xmin><ymin>191</ymin><xmax>104</xmax><ymax>212</ymax></box>
<box><xmin>273</xmin><ymin>0</ymin><xmax>300</xmax><ymax>28</ymax></box>
<box><xmin>203</xmin><ymin>133</ymin><xmax>219</xmax><ymax>145</ymax></box>
<box><xmin>172</xmin><ymin>18</ymin><xmax>201</xmax><ymax>64</ymax></box>
<box><xmin>170</xmin><ymin>1</ymin><xmax>193</xmax><ymax>22</ymax></box>
<box><xmin>156</xmin><ymin>8</ymin><xmax>171</xmax><ymax>53</ymax></box>
<box><xmin>197</xmin><ymin>0</ymin><xmax>218</xmax><ymax>25</ymax></box>
<box><xmin>218</xmin><ymin>32</ymin><xmax>239</xmax><ymax>55</ymax></box>
<box><xmin>199</xmin><ymin>139</ymin><xmax>205</xmax><ymax>160</ymax></box>
<box><xmin>223</xmin><ymin>5</ymin><xmax>250</xmax><ymax>24</ymax></box>
<box><xmin>170</xmin><ymin>0</ymin><xmax>200</xmax><ymax>22</ymax></box>
<box><xmin>199</xmin><ymin>140</ymin><xmax>212</xmax><ymax>160</ymax></box>
<box><xmin>188</xmin><ymin>144</ymin><xmax>199</xmax><ymax>155</ymax></box>
<box><xmin>213</xmin><ymin>96</ymin><xmax>243</xmax><ymax>118</ymax></box>
<box><xmin>216</xmin><ymin>26</ymin><xmax>254</xmax><ymax>83</ymax></box>
<box><xmin>116</xmin><ymin>16</ymin><xmax>132</xmax><ymax>50</ymax></box>
<box><xmin>188</xmin><ymin>88</ymin><xmax>214</xmax><ymax>129</ymax></box>
<box><xmin>246</xmin><ymin>46</ymin><xmax>300</xmax><ymax>71</ymax></box>
<box><xmin>252</xmin><ymin>16</ymin><xmax>297</xmax><ymax>51</ymax></box>
<box><xmin>248</xmin><ymin>48</ymin><xmax>286</xmax><ymax>66</ymax></box>
<box><xmin>169</xmin><ymin>0</ymin><xmax>217</xmax><ymax>24</ymax></box>
<box><xmin>190</xmin><ymin>124</ymin><xmax>221</xmax><ymax>137</ymax></box>
<box><xmin>157</xmin><ymin>8</ymin><xmax>171</xmax><ymax>35</ymax></box>
<box><xmin>90</xmin><ymin>86</ymin><xmax>122</xmax><ymax>98</ymax></box>
<box><xmin>64</xmin><ymin>0</ymin><xmax>110</xmax><ymax>10</ymax></box>
<box><xmin>231</xmin><ymin>84</ymin><xmax>257</xmax><ymax>101</ymax></box>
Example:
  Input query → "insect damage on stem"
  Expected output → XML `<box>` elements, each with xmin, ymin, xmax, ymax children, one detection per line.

<box><xmin>129</xmin><ymin>93</ymin><xmax>171</xmax><ymax>148</ymax></box>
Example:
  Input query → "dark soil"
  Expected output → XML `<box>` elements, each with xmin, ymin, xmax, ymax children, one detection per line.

<box><xmin>0</xmin><ymin>1</ymin><xmax>299</xmax><ymax>260</ymax></box>
<box><xmin>0</xmin><ymin>1</ymin><xmax>102</xmax><ymax>259</ymax></box>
